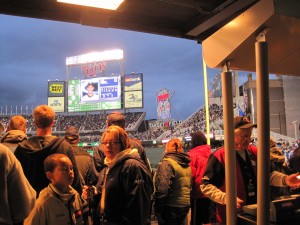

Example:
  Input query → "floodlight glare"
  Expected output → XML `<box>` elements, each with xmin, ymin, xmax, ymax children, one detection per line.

<box><xmin>57</xmin><ymin>0</ymin><xmax>124</xmax><ymax>10</ymax></box>
<box><xmin>66</xmin><ymin>49</ymin><xmax>123</xmax><ymax>66</ymax></box>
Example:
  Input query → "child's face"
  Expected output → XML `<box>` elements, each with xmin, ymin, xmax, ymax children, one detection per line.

<box><xmin>49</xmin><ymin>157</ymin><xmax>74</xmax><ymax>190</ymax></box>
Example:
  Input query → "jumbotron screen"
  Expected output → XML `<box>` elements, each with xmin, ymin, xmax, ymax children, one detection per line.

<box><xmin>68</xmin><ymin>76</ymin><xmax>121</xmax><ymax>112</ymax></box>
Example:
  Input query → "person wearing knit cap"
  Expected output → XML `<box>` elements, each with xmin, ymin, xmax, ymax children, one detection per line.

<box><xmin>64</xmin><ymin>126</ymin><xmax>98</xmax><ymax>186</ymax></box>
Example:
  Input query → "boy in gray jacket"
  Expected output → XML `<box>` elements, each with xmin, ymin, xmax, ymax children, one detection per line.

<box><xmin>25</xmin><ymin>154</ymin><xmax>85</xmax><ymax>225</ymax></box>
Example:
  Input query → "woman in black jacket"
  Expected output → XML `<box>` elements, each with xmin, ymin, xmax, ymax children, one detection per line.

<box><xmin>83</xmin><ymin>125</ymin><xmax>153</xmax><ymax>225</ymax></box>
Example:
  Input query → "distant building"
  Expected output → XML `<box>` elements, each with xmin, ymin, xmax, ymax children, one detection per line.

<box><xmin>242</xmin><ymin>75</ymin><xmax>300</xmax><ymax>139</ymax></box>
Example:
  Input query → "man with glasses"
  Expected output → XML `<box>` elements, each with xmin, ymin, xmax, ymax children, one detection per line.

<box><xmin>201</xmin><ymin>116</ymin><xmax>300</xmax><ymax>224</ymax></box>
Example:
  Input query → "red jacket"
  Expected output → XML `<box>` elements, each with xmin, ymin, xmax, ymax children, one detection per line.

<box><xmin>202</xmin><ymin>145</ymin><xmax>257</xmax><ymax>223</ymax></box>
<box><xmin>188</xmin><ymin>145</ymin><xmax>212</xmax><ymax>199</ymax></box>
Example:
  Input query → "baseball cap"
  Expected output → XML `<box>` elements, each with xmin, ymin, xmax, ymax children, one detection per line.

<box><xmin>64</xmin><ymin>126</ymin><xmax>79</xmax><ymax>141</ymax></box>
<box><xmin>85</xmin><ymin>82</ymin><xmax>96</xmax><ymax>90</ymax></box>
<box><xmin>234</xmin><ymin>116</ymin><xmax>257</xmax><ymax>129</ymax></box>
<box><xmin>106</xmin><ymin>111</ymin><xmax>125</xmax><ymax>128</ymax></box>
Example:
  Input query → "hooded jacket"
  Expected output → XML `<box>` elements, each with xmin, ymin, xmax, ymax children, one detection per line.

<box><xmin>0</xmin><ymin>144</ymin><xmax>36</xmax><ymax>225</ymax></box>
<box><xmin>0</xmin><ymin>130</ymin><xmax>27</xmax><ymax>153</ymax></box>
<box><xmin>14</xmin><ymin>136</ymin><xmax>82</xmax><ymax>196</ymax></box>
<box><xmin>188</xmin><ymin>144</ymin><xmax>211</xmax><ymax>199</ymax></box>
<box><xmin>96</xmin><ymin>148</ymin><xmax>153</xmax><ymax>225</ymax></box>
<box><xmin>153</xmin><ymin>152</ymin><xmax>191</xmax><ymax>211</ymax></box>
<box><xmin>24</xmin><ymin>184</ymin><xmax>83</xmax><ymax>225</ymax></box>
<box><xmin>200</xmin><ymin>145</ymin><xmax>258</xmax><ymax>224</ymax></box>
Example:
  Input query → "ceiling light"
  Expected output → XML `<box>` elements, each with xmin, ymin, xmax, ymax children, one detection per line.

<box><xmin>57</xmin><ymin>0</ymin><xmax>124</xmax><ymax>10</ymax></box>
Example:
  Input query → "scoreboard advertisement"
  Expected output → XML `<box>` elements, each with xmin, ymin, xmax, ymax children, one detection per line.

<box><xmin>48</xmin><ymin>97</ymin><xmax>65</xmax><ymax>112</ymax></box>
<box><xmin>48</xmin><ymin>81</ymin><xmax>65</xmax><ymax>112</ymax></box>
<box><xmin>124</xmin><ymin>73</ymin><xmax>143</xmax><ymax>108</ymax></box>
<box><xmin>68</xmin><ymin>76</ymin><xmax>121</xmax><ymax>112</ymax></box>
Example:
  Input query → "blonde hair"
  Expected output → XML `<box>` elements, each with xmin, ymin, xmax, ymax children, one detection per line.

<box><xmin>8</xmin><ymin>115</ymin><xmax>27</xmax><ymax>131</ymax></box>
<box><xmin>33</xmin><ymin>105</ymin><xmax>55</xmax><ymax>129</ymax></box>
<box><xmin>101</xmin><ymin>125</ymin><xmax>131</xmax><ymax>150</ymax></box>
<box><xmin>165</xmin><ymin>138</ymin><xmax>184</xmax><ymax>153</ymax></box>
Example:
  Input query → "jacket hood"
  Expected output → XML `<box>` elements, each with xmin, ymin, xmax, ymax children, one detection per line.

<box><xmin>188</xmin><ymin>145</ymin><xmax>211</xmax><ymax>159</ymax></box>
<box><xmin>0</xmin><ymin>130</ymin><xmax>27</xmax><ymax>143</ymax></box>
<box><xmin>164</xmin><ymin>152</ymin><xmax>191</xmax><ymax>167</ymax></box>
<box><xmin>270</xmin><ymin>146</ymin><xmax>285</xmax><ymax>164</ymax></box>
<box><xmin>16</xmin><ymin>136</ymin><xmax>64</xmax><ymax>161</ymax></box>
<box><xmin>104</xmin><ymin>148</ymin><xmax>141</xmax><ymax>169</ymax></box>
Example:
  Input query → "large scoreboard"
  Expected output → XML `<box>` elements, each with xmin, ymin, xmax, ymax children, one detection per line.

<box><xmin>48</xmin><ymin>73</ymin><xmax>143</xmax><ymax>112</ymax></box>
<box><xmin>68</xmin><ymin>76</ymin><xmax>122</xmax><ymax>112</ymax></box>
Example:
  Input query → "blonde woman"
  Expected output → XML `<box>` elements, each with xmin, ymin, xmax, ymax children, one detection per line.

<box><xmin>153</xmin><ymin>138</ymin><xmax>191</xmax><ymax>225</ymax></box>
<box><xmin>83</xmin><ymin>125</ymin><xmax>153</xmax><ymax>225</ymax></box>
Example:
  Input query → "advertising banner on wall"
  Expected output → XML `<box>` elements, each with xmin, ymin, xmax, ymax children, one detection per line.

<box><xmin>48</xmin><ymin>97</ymin><xmax>65</xmax><ymax>112</ymax></box>
<box><xmin>124</xmin><ymin>90</ymin><xmax>143</xmax><ymax>108</ymax></box>
<box><xmin>124</xmin><ymin>73</ymin><xmax>143</xmax><ymax>109</ymax></box>
<box><xmin>48</xmin><ymin>81</ymin><xmax>65</xmax><ymax>97</ymax></box>
<box><xmin>124</xmin><ymin>73</ymin><xmax>143</xmax><ymax>91</ymax></box>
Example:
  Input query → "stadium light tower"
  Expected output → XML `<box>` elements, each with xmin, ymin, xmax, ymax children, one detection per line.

<box><xmin>57</xmin><ymin>0</ymin><xmax>124</xmax><ymax>10</ymax></box>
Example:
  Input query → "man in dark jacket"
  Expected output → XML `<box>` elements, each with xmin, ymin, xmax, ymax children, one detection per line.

<box><xmin>64</xmin><ymin>125</ymin><xmax>98</xmax><ymax>185</ymax></box>
<box><xmin>14</xmin><ymin>105</ymin><xmax>82</xmax><ymax>196</ymax></box>
<box><xmin>0</xmin><ymin>115</ymin><xmax>27</xmax><ymax>153</ymax></box>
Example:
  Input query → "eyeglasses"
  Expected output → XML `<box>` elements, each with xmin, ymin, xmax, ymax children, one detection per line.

<box><xmin>101</xmin><ymin>141</ymin><xmax>121</xmax><ymax>146</ymax></box>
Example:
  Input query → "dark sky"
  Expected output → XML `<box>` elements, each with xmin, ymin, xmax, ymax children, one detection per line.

<box><xmin>0</xmin><ymin>14</ymin><xmax>249</xmax><ymax>120</ymax></box>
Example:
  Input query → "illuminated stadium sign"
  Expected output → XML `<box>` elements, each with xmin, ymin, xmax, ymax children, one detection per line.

<box><xmin>124</xmin><ymin>73</ymin><xmax>143</xmax><ymax>91</ymax></box>
<box><xmin>48</xmin><ymin>81</ymin><xmax>65</xmax><ymax>97</ymax></box>
<box><xmin>124</xmin><ymin>73</ymin><xmax>143</xmax><ymax>109</ymax></box>
<box><xmin>81</xmin><ymin>62</ymin><xmax>107</xmax><ymax>78</ymax></box>
<box><xmin>66</xmin><ymin>49</ymin><xmax>123</xmax><ymax>66</ymax></box>
<box><xmin>156</xmin><ymin>88</ymin><xmax>174</xmax><ymax>120</ymax></box>
<box><xmin>68</xmin><ymin>76</ymin><xmax>121</xmax><ymax>112</ymax></box>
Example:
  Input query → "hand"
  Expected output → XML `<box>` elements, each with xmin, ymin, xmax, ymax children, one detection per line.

<box><xmin>236</xmin><ymin>197</ymin><xmax>244</xmax><ymax>211</ymax></box>
<box><xmin>285</xmin><ymin>173</ymin><xmax>300</xmax><ymax>188</ymax></box>
<box><xmin>82</xmin><ymin>185</ymin><xmax>97</xmax><ymax>200</ymax></box>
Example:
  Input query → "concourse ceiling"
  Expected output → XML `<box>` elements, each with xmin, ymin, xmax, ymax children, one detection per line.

<box><xmin>0</xmin><ymin>0</ymin><xmax>258</xmax><ymax>43</ymax></box>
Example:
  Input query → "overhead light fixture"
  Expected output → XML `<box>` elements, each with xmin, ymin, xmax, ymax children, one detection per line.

<box><xmin>57</xmin><ymin>0</ymin><xmax>124</xmax><ymax>10</ymax></box>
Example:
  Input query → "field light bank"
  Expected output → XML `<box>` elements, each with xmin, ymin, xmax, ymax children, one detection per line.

<box><xmin>66</xmin><ymin>49</ymin><xmax>124</xmax><ymax>66</ymax></box>
<box><xmin>57</xmin><ymin>0</ymin><xmax>124</xmax><ymax>10</ymax></box>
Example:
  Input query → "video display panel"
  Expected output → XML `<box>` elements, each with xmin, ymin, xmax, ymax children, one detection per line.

<box><xmin>68</xmin><ymin>76</ymin><xmax>121</xmax><ymax>112</ymax></box>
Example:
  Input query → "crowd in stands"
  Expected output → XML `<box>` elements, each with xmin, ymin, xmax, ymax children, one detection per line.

<box><xmin>165</xmin><ymin>103</ymin><xmax>224</xmax><ymax>140</ymax></box>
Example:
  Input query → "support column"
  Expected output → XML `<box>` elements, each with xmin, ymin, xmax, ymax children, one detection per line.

<box><xmin>255</xmin><ymin>33</ymin><xmax>270</xmax><ymax>225</ymax></box>
<box><xmin>221</xmin><ymin>67</ymin><xmax>237</xmax><ymax>225</ymax></box>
